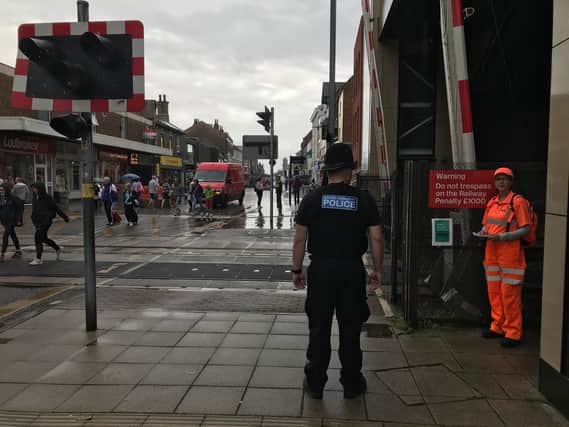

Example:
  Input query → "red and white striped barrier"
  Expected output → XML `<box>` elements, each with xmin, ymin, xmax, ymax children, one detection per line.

<box><xmin>11</xmin><ymin>20</ymin><xmax>144</xmax><ymax>113</ymax></box>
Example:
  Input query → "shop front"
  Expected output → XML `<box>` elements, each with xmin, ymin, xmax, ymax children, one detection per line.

<box><xmin>159</xmin><ymin>155</ymin><xmax>183</xmax><ymax>184</ymax></box>
<box><xmin>0</xmin><ymin>135</ymin><xmax>55</xmax><ymax>197</ymax></box>
<box><xmin>97</xmin><ymin>149</ymin><xmax>129</xmax><ymax>184</ymax></box>
<box><xmin>128</xmin><ymin>152</ymin><xmax>155</xmax><ymax>184</ymax></box>
<box><xmin>54</xmin><ymin>141</ymin><xmax>82</xmax><ymax>204</ymax></box>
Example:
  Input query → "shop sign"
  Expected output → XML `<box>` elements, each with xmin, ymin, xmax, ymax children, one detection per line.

<box><xmin>160</xmin><ymin>156</ymin><xmax>182</xmax><ymax>168</ymax></box>
<box><xmin>428</xmin><ymin>169</ymin><xmax>495</xmax><ymax>209</ymax></box>
<box><xmin>1</xmin><ymin>137</ymin><xmax>53</xmax><ymax>154</ymax></box>
<box><xmin>99</xmin><ymin>151</ymin><xmax>128</xmax><ymax>162</ymax></box>
<box><xmin>143</xmin><ymin>129</ymin><xmax>158</xmax><ymax>139</ymax></box>
<box><xmin>432</xmin><ymin>218</ymin><xmax>453</xmax><ymax>246</ymax></box>
<box><xmin>130</xmin><ymin>153</ymin><xmax>139</xmax><ymax>165</ymax></box>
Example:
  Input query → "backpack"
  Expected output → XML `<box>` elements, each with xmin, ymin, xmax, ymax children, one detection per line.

<box><xmin>506</xmin><ymin>193</ymin><xmax>538</xmax><ymax>247</ymax></box>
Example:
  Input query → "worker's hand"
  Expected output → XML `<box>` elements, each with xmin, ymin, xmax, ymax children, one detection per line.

<box><xmin>292</xmin><ymin>272</ymin><xmax>306</xmax><ymax>290</ymax></box>
<box><xmin>368</xmin><ymin>271</ymin><xmax>381</xmax><ymax>292</ymax></box>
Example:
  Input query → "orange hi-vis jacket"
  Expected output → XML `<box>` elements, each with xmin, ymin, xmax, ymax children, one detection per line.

<box><xmin>482</xmin><ymin>191</ymin><xmax>531</xmax><ymax>275</ymax></box>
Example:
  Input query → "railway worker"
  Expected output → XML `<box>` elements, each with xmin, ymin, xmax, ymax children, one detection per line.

<box><xmin>480</xmin><ymin>167</ymin><xmax>531</xmax><ymax>348</ymax></box>
<box><xmin>292</xmin><ymin>143</ymin><xmax>384</xmax><ymax>399</ymax></box>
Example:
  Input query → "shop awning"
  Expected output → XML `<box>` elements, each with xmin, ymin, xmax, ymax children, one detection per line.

<box><xmin>0</xmin><ymin>116</ymin><xmax>173</xmax><ymax>156</ymax></box>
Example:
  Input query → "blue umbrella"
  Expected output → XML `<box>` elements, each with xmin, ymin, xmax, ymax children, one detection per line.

<box><xmin>121</xmin><ymin>173</ymin><xmax>140</xmax><ymax>182</ymax></box>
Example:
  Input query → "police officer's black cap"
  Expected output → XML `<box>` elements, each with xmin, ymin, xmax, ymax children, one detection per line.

<box><xmin>321</xmin><ymin>143</ymin><xmax>355</xmax><ymax>172</ymax></box>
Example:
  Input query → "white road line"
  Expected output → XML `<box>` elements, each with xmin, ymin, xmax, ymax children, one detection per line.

<box><xmin>119</xmin><ymin>254</ymin><xmax>162</xmax><ymax>276</ymax></box>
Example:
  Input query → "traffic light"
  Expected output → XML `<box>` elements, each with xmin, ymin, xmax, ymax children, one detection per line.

<box><xmin>11</xmin><ymin>20</ymin><xmax>145</xmax><ymax>112</ymax></box>
<box><xmin>256</xmin><ymin>106</ymin><xmax>272</xmax><ymax>133</ymax></box>
<box><xmin>50</xmin><ymin>113</ymin><xmax>91</xmax><ymax>140</ymax></box>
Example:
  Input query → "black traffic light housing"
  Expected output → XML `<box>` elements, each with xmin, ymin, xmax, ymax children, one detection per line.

<box><xmin>256</xmin><ymin>106</ymin><xmax>272</xmax><ymax>133</ymax></box>
<box><xmin>50</xmin><ymin>113</ymin><xmax>91</xmax><ymax>140</ymax></box>
<box><xmin>19</xmin><ymin>32</ymin><xmax>133</xmax><ymax>100</ymax></box>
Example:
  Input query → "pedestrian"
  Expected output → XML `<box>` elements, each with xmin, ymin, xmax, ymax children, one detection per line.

<box><xmin>254</xmin><ymin>177</ymin><xmax>264</xmax><ymax>209</ymax></box>
<box><xmin>187</xmin><ymin>180</ymin><xmax>195</xmax><ymax>212</ymax></box>
<box><xmin>0</xmin><ymin>183</ymin><xmax>22</xmax><ymax>262</ymax></box>
<box><xmin>148</xmin><ymin>175</ymin><xmax>159</xmax><ymax>209</ymax></box>
<box><xmin>275</xmin><ymin>175</ymin><xmax>283</xmax><ymax>216</ymax></box>
<box><xmin>478</xmin><ymin>167</ymin><xmax>531</xmax><ymax>348</ymax></box>
<box><xmin>292</xmin><ymin>175</ymin><xmax>302</xmax><ymax>205</ymax></box>
<box><xmin>292</xmin><ymin>143</ymin><xmax>384</xmax><ymax>400</ymax></box>
<box><xmin>29</xmin><ymin>182</ymin><xmax>69</xmax><ymax>265</ymax></box>
<box><xmin>123</xmin><ymin>182</ymin><xmax>139</xmax><ymax>226</ymax></box>
<box><xmin>204</xmin><ymin>185</ymin><xmax>214</xmax><ymax>219</ymax></box>
<box><xmin>172</xmin><ymin>180</ymin><xmax>183</xmax><ymax>216</ymax></box>
<box><xmin>93</xmin><ymin>181</ymin><xmax>101</xmax><ymax>212</ymax></box>
<box><xmin>192</xmin><ymin>179</ymin><xmax>204</xmax><ymax>214</ymax></box>
<box><xmin>161</xmin><ymin>180</ymin><xmax>171</xmax><ymax>209</ymax></box>
<box><xmin>12</xmin><ymin>177</ymin><xmax>28</xmax><ymax>226</ymax></box>
<box><xmin>132</xmin><ymin>177</ymin><xmax>143</xmax><ymax>201</ymax></box>
<box><xmin>99</xmin><ymin>177</ymin><xmax>118</xmax><ymax>226</ymax></box>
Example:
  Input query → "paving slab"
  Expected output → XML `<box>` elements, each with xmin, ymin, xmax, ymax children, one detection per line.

<box><xmin>363</xmin><ymin>351</ymin><xmax>408</xmax><ymax>371</ymax></box>
<box><xmin>258</xmin><ymin>349</ymin><xmax>307</xmax><ymax>367</ymax></box>
<box><xmin>209</xmin><ymin>348</ymin><xmax>262</xmax><ymax>366</ymax></box>
<box><xmin>221</xmin><ymin>334</ymin><xmax>268</xmax><ymax>348</ymax></box>
<box><xmin>492</xmin><ymin>374</ymin><xmax>545</xmax><ymax>400</ymax></box>
<box><xmin>455</xmin><ymin>373</ymin><xmax>509</xmax><ymax>399</ymax></box>
<box><xmin>1</xmin><ymin>384</ymin><xmax>79</xmax><ymax>411</ymax></box>
<box><xmin>141</xmin><ymin>364</ymin><xmax>203</xmax><ymax>385</ymax></box>
<box><xmin>114</xmin><ymin>318</ymin><xmax>162</xmax><ymax>331</ymax></box>
<box><xmin>428</xmin><ymin>399</ymin><xmax>504</xmax><ymax>426</ymax></box>
<box><xmin>271</xmin><ymin>322</ymin><xmax>309</xmax><ymax>335</ymax></box>
<box><xmin>303</xmin><ymin>391</ymin><xmax>366</xmax><ymax>419</ymax></box>
<box><xmin>489</xmin><ymin>399</ymin><xmax>569</xmax><ymax>427</ymax></box>
<box><xmin>57</xmin><ymin>385</ymin><xmax>133</xmax><ymax>412</ymax></box>
<box><xmin>115</xmin><ymin>385</ymin><xmax>188</xmax><ymax>413</ymax></box>
<box><xmin>399</xmin><ymin>336</ymin><xmax>448</xmax><ymax>353</ymax></box>
<box><xmin>265</xmin><ymin>334</ymin><xmax>309</xmax><ymax>350</ymax></box>
<box><xmin>71</xmin><ymin>344</ymin><xmax>128</xmax><ymax>362</ymax></box>
<box><xmin>37</xmin><ymin>361</ymin><xmax>106</xmax><ymax>385</ymax></box>
<box><xmin>365</xmin><ymin>393</ymin><xmax>435</xmax><ymax>424</ymax></box>
<box><xmin>0</xmin><ymin>384</ymin><xmax>28</xmax><ymax>406</ymax></box>
<box><xmin>377</xmin><ymin>369</ymin><xmax>421</xmax><ymax>395</ymax></box>
<box><xmin>404</xmin><ymin>351</ymin><xmax>462</xmax><ymax>371</ymax></box>
<box><xmin>177</xmin><ymin>386</ymin><xmax>244</xmax><ymax>414</ymax></box>
<box><xmin>178</xmin><ymin>332</ymin><xmax>226</xmax><ymax>347</ymax></box>
<box><xmin>249</xmin><ymin>367</ymin><xmax>304</xmax><ymax>388</ymax></box>
<box><xmin>88</xmin><ymin>363</ymin><xmax>154</xmax><ymax>385</ymax></box>
<box><xmin>162</xmin><ymin>347</ymin><xmax>216</xmax><ymax>364</ymax></box>
<box><xmin>239</xmin><ymin>388</ymin><xmax>302</xmax><ymax>417</ymax></box>
<box><xmin>192</xmin><ymin>320</ymin><xmax>236</xmax><ymax>333</ymax></box>
<box><xmin>152</xmin><ymin>319</ymin><xmax>199</xmax><ymax>332</ymax></box>
<box><xmin>96</xmin><ymin>330</ymin><xmax>146</xmax><ymax>346</ymax></box>
<box><xmin>194</xmin><ymin>365</ymin><xmax>254</xmax><ymax>387</ymax></box>
<box><xmin>113</xmin><ymin>346</ymin><xmax>171</xmax><ymax>363</ymax></box>
<box><xmin>231</xmin><ymin>321</ymin><xmax>273</xmax><ymax>334</ymax></box>
<box><xmin>133</xmin><ymin>331</ymin><xmax>185</xmax><ymax>347</ymax></box>
<box><xmin>411</xmin><ymin>366</ymin><xmax>475</xmax><ymax>398</ymax></box>
<box><xmin>25</xmin><ymin>344</ymin><xmax>83</xmax><ymax>362</ymax></box>
<box><xmin>238</xmin><ymin>313</ymin><xmax>276</xmax><ymax>322</ymax></box>
<box><xmin>0</xmin><ymin>361</ymin><xmax>58</xmax><ymax>382</ymax></box>
<box><xmin>452</xmin><ymin>354</ymin><xmax>518</xmax><ymax>374</ymax></box>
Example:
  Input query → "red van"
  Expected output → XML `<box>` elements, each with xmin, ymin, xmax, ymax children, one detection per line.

<box><xmin>194</xmin><ymin>162</ymin><xmax>246</xmax><ymax>207</ymax></box>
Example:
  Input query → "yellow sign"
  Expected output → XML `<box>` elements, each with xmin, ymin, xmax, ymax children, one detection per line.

<box><xmin>160</xmin><ymin>156</ymin><xmax>182</xmax><ymax>168</ymax></box>
<box><xmin>82</xmin><ymin>183</ymin><xmax>94</xmax><ymax>199</ymax></box>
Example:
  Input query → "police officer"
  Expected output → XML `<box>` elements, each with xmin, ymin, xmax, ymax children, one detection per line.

<box><xmin>292</xmin><ymin>143</ymin><xmax>384</xmax><ymax>400</ymax></box>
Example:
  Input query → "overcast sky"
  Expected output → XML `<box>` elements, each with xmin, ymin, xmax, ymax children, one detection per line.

<box><xmin>0</xmin><ymin>0</ymin><xmax>362</xmax><ymax>164</ymax></box>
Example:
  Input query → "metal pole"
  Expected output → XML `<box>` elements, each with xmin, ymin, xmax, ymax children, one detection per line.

<box><xmin>269</xmin><ymin>107</ymin><xmax>274</xmax><ymax>229</ymax></box>
<box><xmin>327</xmin><ymin>0</ymin><xmax>337</xmax><ymax>148</ymax></box>
<box><xmin>78</xmin><ymin>0</ymin><xmax>97</xmax><ymax>331</ymax></box>
<box><xmin>288</xmin><ymin>158</ymin><xmax>292</xmax><ymax>206</ymax></box>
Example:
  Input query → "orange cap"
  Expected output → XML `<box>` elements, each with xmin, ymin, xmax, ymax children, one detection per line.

<box><xmin>494</xmin><ymin>167</ymin><xmax>514</xmax><ymax>178</ymax></box>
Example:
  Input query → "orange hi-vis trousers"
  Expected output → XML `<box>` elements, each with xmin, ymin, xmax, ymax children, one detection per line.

<box><xmin>484</xmin><ymin>265</ymin><xmax>524</xmax><ymax>340</ymax></box>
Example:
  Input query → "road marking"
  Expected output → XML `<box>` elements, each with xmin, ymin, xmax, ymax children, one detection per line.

<box><xmin>119</xmin><ymin>254</ymin><xmax>162</xmax><ymax>276</ymax></box>
<box><xmin>97</xmin><ymin>263</ymin><xmax>128</xmax><ymax>274</ymax></box>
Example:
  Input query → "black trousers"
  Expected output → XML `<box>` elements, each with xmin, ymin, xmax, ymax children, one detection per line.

<box><xmin>35</xmin><ymin>223</ymin><xmax>59</xmax><ymax>259</ymax></box>
<box><xmin>304</xmin><ymin>258</ymin><xmax>370</xmax><ymax>391</ymax></box>
<box><xmin>293</xmin><ymin>190</ymin><xmax>300</xmax><ymax>205</ymax></box>
<box><xmin>256</xmin><ymin>190</ymin><xmax>263</xmax><ymax>207</ymax></box>
<box><xmin>103</xmin><ymin>200</ymin><xmax>113</xmax><ymax>223</ymax></box>
<box><xmin>2</xmin><ymin>225</ymin><xmax>20</xmax><ymax>254</ymax></box>
<box><xmin>276</xmin><ymin>192</ymin><xmax>282</xmax><ymax>212</ymax></box>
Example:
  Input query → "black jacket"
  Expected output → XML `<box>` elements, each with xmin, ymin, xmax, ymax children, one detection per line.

<box><xmin>31</xmin><ymin>192</ymin><xmax>68</xmax><ymax>227</ymax></box>
<box><xmin>0</xmin><ymin>194</ymin><xmax>19</xmax><ymax>227</ymax></box>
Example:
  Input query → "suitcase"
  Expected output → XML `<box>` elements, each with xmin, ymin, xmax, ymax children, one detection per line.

<box><xmin>112</xmin><ymin>210</ymin><xmax>122</xmax><ymax>224</ymax></box>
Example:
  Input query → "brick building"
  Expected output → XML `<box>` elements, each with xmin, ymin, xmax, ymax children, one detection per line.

<box><xmin>0</xmin><ymin>61</ymin><xmax>190</xmax><ymax>201</ymax></box>
<box><xmin>184</xmin><ymin>119</ymin><xmax>236</xmax><ymax>166</ymax></box>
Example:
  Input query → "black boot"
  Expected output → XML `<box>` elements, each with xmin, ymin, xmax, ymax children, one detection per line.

<box><xmin>501</xmin><ymin>338</ymin><xmax>521</xmax><ymax>348</ymax></box>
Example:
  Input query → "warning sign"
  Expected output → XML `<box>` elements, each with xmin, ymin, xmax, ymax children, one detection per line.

<box><xmin>429</xmin><ymin>170</ymin><xmax>495</xmax><ymax>209</ymax></box>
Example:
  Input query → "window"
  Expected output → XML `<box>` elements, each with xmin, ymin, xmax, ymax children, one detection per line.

<box><xmin>72</xmin><ymin>162</ymin><xmax>80</xmax><ymax>191</ymax></box>
<box><xmin>194</xmin><ymin>170</ymin><xmax>226</xmax><ymax>182</ymax></box>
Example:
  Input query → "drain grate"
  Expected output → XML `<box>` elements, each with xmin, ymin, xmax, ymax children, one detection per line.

<box><xmin>363</xmin><ymin>322</ymin><xmax>393</xmax><ymax>337</ymax></box>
